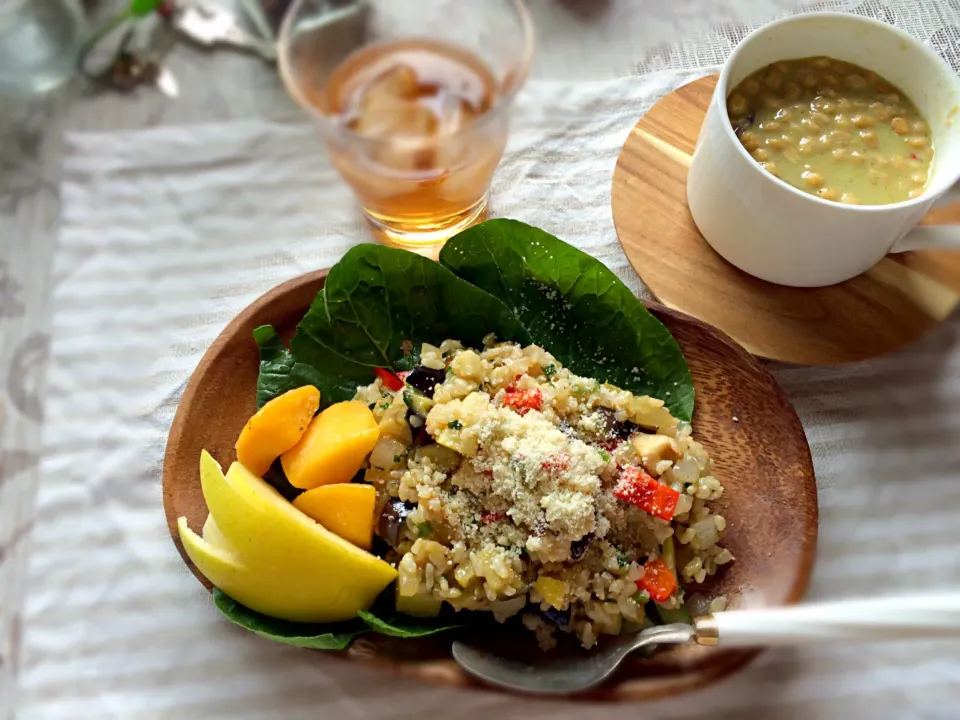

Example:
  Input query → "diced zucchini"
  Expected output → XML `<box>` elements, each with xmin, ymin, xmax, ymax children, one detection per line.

<box><xmin>395</xmin><ymin>584</ymin><xmax>443</xmax><ymax>617</ymax></box>
<box><xmin>655</xmin><ymin>603</ymin><xmax>692</xmax><ymax>625</ymax></box>
<box><xmin>403</xmin><ymin>389</ymin><xmax>434</xmax><ymax>418</ymax></box>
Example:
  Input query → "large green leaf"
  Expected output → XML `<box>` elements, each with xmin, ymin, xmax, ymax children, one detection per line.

<box><xmin>439</xmin><ymin>220</ymin><xmax>694</xmax><ymax>421</ymax></box>
<box><xmin>214</xmin><ymin>590</ymin><xmax>468</xmax><ymax>650</ymax></box>
<box><xmin>214</xmin><ymin>589</ymin><xmax>366</xmax><ymax>650</ymax></box>
<box><xmin>256</xmin><ymin>244</ymin><xmax>531</xmax><ymax>408</ymax></box>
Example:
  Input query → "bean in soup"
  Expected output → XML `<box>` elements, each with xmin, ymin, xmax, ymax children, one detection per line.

<box><xmin>727</xmin><ymin>57</ymin><xmax>933</xmax><ymax>205</ymax></box>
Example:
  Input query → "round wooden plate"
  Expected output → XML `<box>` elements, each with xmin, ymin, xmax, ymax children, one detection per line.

<box><xmin>612</xmin><ymin>74</ymin><xmax>960</xmax><ymax>366</ymax></box>
<box><xmin>162</xmin><ymin>269</ymin><xmax>818</xmax><ymax>701</ymax></box>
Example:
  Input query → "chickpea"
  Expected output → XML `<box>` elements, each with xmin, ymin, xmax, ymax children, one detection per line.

<box><xmin>800</xmin><ymin>73</ymin><xmax>818</xmax><ymax>89</ymax></box>
<box><xmin>800</xmin><ymin>117</ymin><xmax>821</xmax><ymax>132</ymax></box>
<box><xmin>830</xmin><ymin>130</ymin><xmax>852</xmax><ymax>146</ymax></box>
<box><xmin>758</xmin><ymin>120</ymin><xmax>782</xmax><ymax>132</ymax></box>
<box><xmin>841</xmin><ymin>193</ymin><xmax>860</xmax><ymax>204</ymax></box>
<box><xmin>820</xmin><ymin>87</ymin><xmax>838</xmax><ymax>98</ymax></box>
<box><xmin>812</xmin><ymin>57</ymin><xmax>831</xmax><ymax>68</ymax></box>
<box><xmin>811</xmin><ymin>111</ymin><xmax>832</xmax><ymax>126</ymax></box>
<box><xmin>763</xmin><ymin>95</ymin><xmax>783</xmax><ymax>109</ymax></box>
<box><xmin>890</xmin><ymin>116</ymin><xmax>910</xmax><ymax>135</ymax></box>
<box><xmin>765</xmin><ymin>136</ymin><xmax>786</xmax><ymax>150</ymax></box>
<box><xmin>835</xmin><ymin>114</ymin><xmax>852</xmax><ymax>130</ymax></box>
<box><xmin>760</xmin><ymin>161</ymin><xmax>780</xmax><ymax>177</ymax></box>
<box><xmin>752</xmin><ymin>147</ymin><xmax>771</xmax><ymax>162</ymax></box>
<box><xmin>837</xmin><ymin>97</ymin><xmax>853</xmax><ymax>111</ymax></box>
<box><xmin>845</xmin><ymin>74</ymin><xmax>867</xmax><ymax>89</ymax></box>
<box><xmin>881</xmin><ymin>92</ymin><xmax>901</xmax><ymax>104</ymax></box>
<box><xmin>911</xmin><ymin>172</ymin><xmax>928</xmax><ymax>185</ymax></box>
<box><xmin>774</xmin><ymin>108</ymin><xmax>792</xmax><ymax>122</ymax></box>
<box><xmin>783</xmin><ymin>148</ymin><xmax>800</xmax><ymax>164</ymax></box>
<box><xmin>864</xmin><ymin>71</ymin><xmax>879</xmax><ymax>84</ymax></box>
<box><xmin>739</xmin><ymin>131</ymin><xmax>759</xmax><ymax>151</ymax></box>
<box><xmin>798</xmin><ymin>136</ymin><xmax>815</xmax><ymax>155</ymax></box>
<box><xmin>870</xmin><ymin>102</ymin><xmax>891</xmax><ymax>121</ymax></box>
<box><xmin>802</xmin><ymin>170</ymin><xmax>823</xmax><ymax>188</ymax></box>
<box><xmin>822</xmin><ymin>74</ymin><xmax>839</xmax><ymax>86</ymax></box>
<box><xmin>907</xmin><ymin>135</ymin><xmax>930</xmax><ymax>149</ymax></box>
<box><xmin>784</xmin><ymin>83</ymin><xmax>801</xmax><ymax>100</ymax></box>
<box><xmin>742</xmin><ymin>79</ymin><xmax>761</xmax><ymax>96</ymax></box>
<box><xmin>872</xmin><ymin>156</ymin><xmax>889</xmax><ymax>168</ymax></box>
<box><xmin>850</xmin><ymin>150</ymin><xmax>866</xmax><ymax>164</ymax></box>
<box><xmin>817</xmin><ymin>187</ymin><xmax>841</xmax><ymax>201</ymax></box>
<box><xmin>832</xmin><ymin>147</ymin><xmax>850</xmax><ymax>161</ymax></box>
<box><xmin>859</xmin><ymin>129</ymin><xmax>880</xmax><ymax>148</ymax></box>
<box><xmin>773</xmin><ymin>61</ymin><xmax>791</xmax><ymax>74</ymax></box>
<box><xmin>911</xmin><ymin>119</ymin><xmax>927</xmax><ymax>134</ymax></box>
<box><xmin>890</xmin><ymin>156</ymin><xmax>907</xmax><ymax>170</ymax></box>
<box><xmin>728</xmin><ymin>93</ymin><xmax>748</xmax><ymax>115</ymax></box>
<box><xmin>765</xmin><ymin>70</ymin><xmax>783</xmax><ymax>89</ymax></box>
<box><xmin>852</xmin><ymin>115</ymin><xmax>875</xmax><ymax>128</ymax></box>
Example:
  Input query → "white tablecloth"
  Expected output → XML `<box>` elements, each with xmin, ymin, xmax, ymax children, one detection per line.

<box><xmin>9</xmin><ymin>1</ymin><xmax>960</xmax><ymax>717</ymax></box>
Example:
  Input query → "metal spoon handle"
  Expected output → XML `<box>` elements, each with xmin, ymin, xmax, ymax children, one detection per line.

<box><xmin>696</xmin><ymin>593</ymin><xmax>960</xmax><ymax>647</ymax></box>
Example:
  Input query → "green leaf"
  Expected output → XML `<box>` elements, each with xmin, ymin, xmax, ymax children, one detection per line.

<box><xmin>439</xmin><ymin>220</ymin><xmax>694</xmax><ymax>421</ymax></box>
<box><xmin>129</xmin><ymin>0</ymin><xmax>161</xmax><ymax>16</ymax></box>
<box><xmin>213</xmin><ymin>589</ymin><xmax>366</xmax><ymax>650</ymax></box>
<box><xmin>357</xmin><ymin>610</ymin><xmax>469</xmax><ymax>638</ymax></box>
<box><xmin>257</xmin><ymin>244</ymin><xmax>531</xmax><ymax>408</ymax></box>
<box><xmin>213</xmin><ymin>589</ymin><xmax>470</xmax><ymax>650</ymax></box>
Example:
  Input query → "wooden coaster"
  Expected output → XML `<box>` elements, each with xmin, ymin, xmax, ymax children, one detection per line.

<box><xmin>612</xmin><ymin>75</ymin><xmax>960</xmax><ymax>366</ymax></box>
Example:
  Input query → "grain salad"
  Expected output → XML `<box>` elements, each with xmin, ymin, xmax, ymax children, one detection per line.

<box><xmin>355</xmin><ymin>338</ymin><xmax>733</xmax><ymax>649</ymax></box>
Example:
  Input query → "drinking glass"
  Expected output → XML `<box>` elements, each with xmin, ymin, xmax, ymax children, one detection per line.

<box><xmin>277</xmin><ymin>0</ymin><xmax>534</xmax><ymax>248</ymax></box>
<box><xmin>0</xmin><ymin>0</ymin><xmax>85</xmax><ymax>96</ymax></box>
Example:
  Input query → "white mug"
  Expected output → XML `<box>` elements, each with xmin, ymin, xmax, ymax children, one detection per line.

<box><xmin>687</xmin><ymin>12</ymin><xmax>960</xmax><ymax>287</ymax></box>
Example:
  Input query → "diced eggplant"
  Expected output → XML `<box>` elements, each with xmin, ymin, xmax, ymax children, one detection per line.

<box><xmin>570</xmin><ymin>533</ymin><xmax>593</xmax><ymax>561</ymax></box>
<box><xmin>377</xmin><ymin>498</ymin><xmax>415</xmax><ymax>546</ymax></box>
<box><xmin>541</xmin><ymin>606</ymin><xmax>571</xmax><ymax>628</ymax></box>
<box><xmin>596</xmin><ymin>407</ymin><xmax>656</xmax><ymax>440</ymax></box>
<box><xmin>405</xmin><ymin>365</ymin><xmax>446</xmax><ymax>396</ymax></box>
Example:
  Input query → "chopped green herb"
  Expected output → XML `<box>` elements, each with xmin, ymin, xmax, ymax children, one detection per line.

<box><xmin>598</xmin><ymin>449</ymin><xmax>611</xmax><ymax>462</ymax></box>
<box><xmin>393</xmin><ymin>454</ymin><xmax>402</xmax><ymax>463</ymax></box>
<box><xmin>615</xmin><ymin>549</ymin><xmax>631</xmax><ymax>568</ymax></box>
<box><xmin>541</xmin><ymin>364</ymin><xmax>556</xmax><ymax>378</ymax></box>
<box><xmin>416</xmin><ymin>521</ymin><xmax>433</xmax><ymax>538</ymax></box>
<box><xmin>380</xmin><ymin>402</ymin><xmax>391</xmax><ymax>410</ymax></box>
<box><xmin>633</xmin><ymin>590</ymin><xmax>649</xmax><ymax>604</ymax></box>
<box><xmin>445</xmin><ymin>366</ymin><xmax>455</xmax><ymax>376</ymax></box>
<box><xmin>447</xmin><ymin>420</ymin><xmax>463</xmax><ymax>430</ymax></box>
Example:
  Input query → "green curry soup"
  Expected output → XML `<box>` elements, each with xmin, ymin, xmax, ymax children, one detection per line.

<box><xmin>727</xmin><ymin>56</ymin><xmax>934</xmax><ymax>205</ymax></box>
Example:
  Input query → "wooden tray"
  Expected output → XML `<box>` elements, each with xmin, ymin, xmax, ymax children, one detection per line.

<box><xmin>612</xmin><ymin>75</ymin><xmax>960</xmax><ymax>366</ymax></box>
<box><xmin>163</xmin><ymin>269</ymin><xmax>817</xmax><ymax>702</ymax></box>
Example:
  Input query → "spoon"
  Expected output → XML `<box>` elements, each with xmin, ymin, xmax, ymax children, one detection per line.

<box><xmin>452</xmin><ymin>593</ymin><xmax>960</xmax><ymax>695</ymax></box>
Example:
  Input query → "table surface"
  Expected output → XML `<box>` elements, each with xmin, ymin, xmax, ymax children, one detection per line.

<box><xmin>3</xmin><ymin>0</ymin><xmax>950</xmax><ymax>716</ymax></box>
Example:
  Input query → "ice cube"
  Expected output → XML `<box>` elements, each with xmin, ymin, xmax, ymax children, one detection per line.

<box><xmin>360</xmin><ymin>64</ymin><xmax>419</xmax><ymax>110</ymax></box>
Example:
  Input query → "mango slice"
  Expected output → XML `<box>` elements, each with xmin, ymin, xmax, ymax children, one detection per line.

<box><xmin>236</xmin><ymin>385</ymin><xmax>321</xmax><ymax>477</ymax></box>
<box><xmin>293</xmin><ymin>483</ymin><xmax>377</xmax><ymax>549</ymax></box>
<box><xmin>183</xmin><ymin>451</ymin><xmax>396</xmax><ymax>623</ymax></box>
<box><xmin>281</xmin><ymin>401</ymin><xmax>380</xmax><ymax>490</ymax></box>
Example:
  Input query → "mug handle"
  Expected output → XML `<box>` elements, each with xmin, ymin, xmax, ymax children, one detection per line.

<box><xmin>890</xmin><ymin>184</ymin><xmax>960</xmax><ymax>252</ymax></box>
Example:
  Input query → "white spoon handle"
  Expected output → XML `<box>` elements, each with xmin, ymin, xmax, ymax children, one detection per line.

<box><xmin>704</xmin><ymin>594</ymin><xmax>960</xmax><ymax>647</ymax></box>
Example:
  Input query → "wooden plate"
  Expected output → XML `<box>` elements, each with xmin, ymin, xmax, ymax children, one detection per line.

<box><xmin>612</xmin><ymin>74</ymin><xmax>960</xmax><ymax>366</ymax></box>
<box><xmin>162</xmin><ymin>269</ymin><xmax>818</xmax><ymax>701</ymax></box>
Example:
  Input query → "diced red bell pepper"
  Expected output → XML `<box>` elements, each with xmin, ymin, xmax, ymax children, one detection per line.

<box><xmin>481</xmin><ymin>510</ymin><xmax>507</xmax><ymax>524</ymax></box>
<box><xmin>503</xmin><ymin>387</ymin><xmax>543</xmax><ymax>415</ymax></box>
<box><xmin>374</xmin><ymin>367</ymin><xmax>404</xmax><ymax>392</ymax></box>
<box><xmin>613</xmin><ymin>465</ymin><xmax>680</xmax><ymax>521</ymax></box>
<box><xmin>540</xmin><ymin>453</ymin><xmax>570</xmax><ymax>472</ymax></box>
<box><xmin>636</xmin><ymin>557</ymin><xmax>678</xmax><ymax>602</ymax></box>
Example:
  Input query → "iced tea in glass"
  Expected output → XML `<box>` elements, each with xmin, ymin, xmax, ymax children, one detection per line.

<box><xmin>278</xmin><ymin>0</ymin><xmax>534</xmax><ymax>249</ymax></box>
